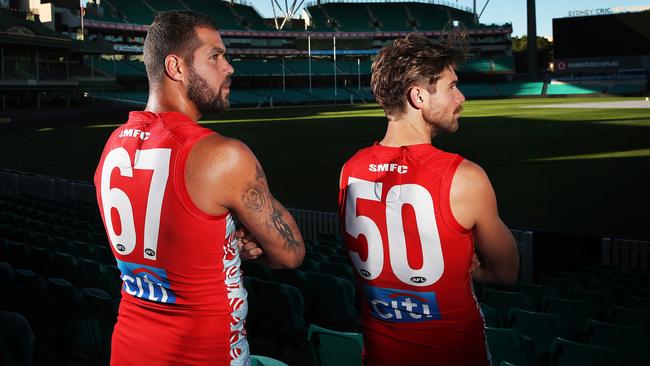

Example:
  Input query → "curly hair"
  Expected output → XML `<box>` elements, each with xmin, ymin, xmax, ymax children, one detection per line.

<box><xmin>370</xmin><ymin>33</ymin><xmax>466</xmax><ymax>119</ymax></box>
<box><xmin>144</xmin><ymin>11</ymin><xmax>218</xmax><ymax>85</ymax></box>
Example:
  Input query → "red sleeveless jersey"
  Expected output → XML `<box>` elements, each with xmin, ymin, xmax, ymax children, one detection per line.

<box><xmin>94</xmin><ymin>111</ymin><xmax>249</xmax><ymax>365</ymax></box>
<box><xmin>338</xmin><ymin>143</ymin><xmax>489</xmax><ymax>366</ymax></box>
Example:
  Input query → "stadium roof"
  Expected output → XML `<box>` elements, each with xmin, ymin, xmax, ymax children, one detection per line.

<box><xmin>0</xmin><ymin>8</ymin><xmax>69</xmax><ymax>48</ymax></box>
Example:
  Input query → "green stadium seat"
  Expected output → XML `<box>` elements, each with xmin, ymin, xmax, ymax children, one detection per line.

<box><xmin>589</xmin><ymin>282</ymin><xmax>629</xmax><ymax>305</ymax></box>
<box><xmin>272</xmin><ymin>269</ymin><xmax>313</xmax><ymax>322</ymax></box>
<box><xmin>46</xmin><ymin>278</ymin><xmax>93</xmax><ymax>350</ymax></box>
<box><xmin>559</xmin><ymin>271</ymin><xmax>597</xmax><ymax>289</ymax></box>
<box><xmin>251</xmin><ymin>355</ymin><xmax>289</xmax><ymax>366</ymax></box>
<box><xmin>245</xmin><ymin>278</ymin><xmax>305</xmax><ymax>343</ymax></box>
<box><xmin>480</xmin><ymin>303</ymin><xmax>503</xmax><ymax>327</ymax></box>
<box><xmin>540</xmin><ymin>276</ymin><xmax>581</xmax><ymax>298</ymax></box>
<box><xmin>568</xmin><ymin>288</ymin><xmax>613</xmax><ymax>319</ymax></box>
<box><xmin>542</xmin><ymin>296</ymin><xmax>594</xmax><ymax>339</ymax></box>
<box><xmin>81</xmin><ymin>287</ymin><xmax>117</xmax><ymax>361</ymax></box>
<box><xmin>607</xmin><ymin>306</ymin><xmax>650</xmax><ymax>336</ymax></box>
<box><xmin>626</xmin><ymin>296</ymin><xmax>650</xmax><ymax>311</ymax></box>
<box><xmin>241</xmin><ymin>260</ymin><xmax>274</xmax><ymax>282</ymax></box>
<box><xmin>13</xmin><ymin>269</ymin><xmax>49</xmax><ymax>335</ymax></box>
<box><xmin>550</xmin><ymin>337</ymin><xmax>622</xmax><ymax>366</ymax></box>
<box><xmin>307</xmin><ymin>272</ymin><xmax>357</xmax><ymax>331</ymax></box>
<box><xmin>483</xmin><ymin>288</ymin><xmax>533</xmax><ymax>320</ymax></box>
<box><xmin>585</xmin><ymin>319</ymin><xmax>649</xmax><ymax>366</ymax></box>
<box><xmin>516</xmin><ymin>283</ymin><xmax>557</xmax><ymax>311</ymax></box>
<box><xmin>485</xmin><ymin>326</ymin><xmax>535</xmax><ymax>366</ymax></box>
<box><xmin>0</xmin><ymin>311</ymin><xmax>35</xmax><ymax>366</ymax></box>
<box><xmin>578</xmin><ymin>266</ymin><xmax>614</xmax><ymax>282</ymax></box>
<box><xmin>508</xmin><ymin>308</ymin><xmax>568</xmax><ymax>364</ymax></box>
<box><xmin>307</xmin><ymin>324</ymin><xmax>363</xmax><ymax>366</ymax></box>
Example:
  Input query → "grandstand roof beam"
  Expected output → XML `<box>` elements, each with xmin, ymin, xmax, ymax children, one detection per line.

<box><xmin>270</xmin><ymin>0</ymin><xmax>306</xmax><ymax>30</ymax></box>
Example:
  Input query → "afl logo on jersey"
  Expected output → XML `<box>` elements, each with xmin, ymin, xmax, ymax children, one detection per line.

<box><xmin>410</xmin><ymin>276</ymin><xmax>427</xmax><ymax>284</ymax></box>
<box><xmin>360</xmin><ymin>269</ymin><xmax>371</xmax><ymax>277</ymax></box>
<box><xmin>116</xmin><ymin>244</ymin><xmax>126</xmax><ymax>252</ymax></box>
<box><xmin>145</xmin><ymin>248</ymin><xmax>155</xmax><ymax>257</ymax></box>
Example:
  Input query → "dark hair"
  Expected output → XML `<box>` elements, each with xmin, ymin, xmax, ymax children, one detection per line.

<box><xmin>144</xmin><ymin>11</ymin><xmax>218</xmax><ymax>84</ymax></box>
<box><xmin>370</xmin><ymin>33</ymin><xmax>466</xmax><ymax>118</ymax></box>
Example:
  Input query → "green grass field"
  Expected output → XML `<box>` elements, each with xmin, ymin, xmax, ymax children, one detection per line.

<box><xmin>1</xmin><ymin>96</ymin><xmax>649</xmax><ymax>239</ymax></box>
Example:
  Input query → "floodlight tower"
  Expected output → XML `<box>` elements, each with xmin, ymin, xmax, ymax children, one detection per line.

<box><xmin>269</xmin><ymin>0</ymin><xmax>306</xmax><ymax>30</ymax></box>
<box><xmin>527</xmin><ymin>0</ymin><xmax>538</xmax><ymax>79</ymax></box>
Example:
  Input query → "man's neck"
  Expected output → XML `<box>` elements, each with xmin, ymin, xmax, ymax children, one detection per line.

<box><xmin>145</xmin><ymin>87</ymin><xmax>200</xmax><ymax>122</ymax></box>
<box><xmin>379</xmin><ymin>115</ymin><xmax>434</xmax><ymax>147</ymax></box>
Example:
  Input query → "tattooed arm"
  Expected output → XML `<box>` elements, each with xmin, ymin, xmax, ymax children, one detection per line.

<box><xmin>185</xmin><ymin>134</ymin><xmax>305</xmax><ymax>269</ymax></box>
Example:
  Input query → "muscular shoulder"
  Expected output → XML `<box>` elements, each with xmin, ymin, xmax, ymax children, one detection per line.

<box><xmin>191</xmin><ymin>133</ymin><xmax>255</xmax><ymax>168</ymax></box>
<box><xmin>185</xmin><ymin>133</ymin><xmax>259</xmax><ymax>215</ymax></box>
<box><xmin>449</xmin><ymin>159</ymin><xmax>496</xmax><ymax>229</ymax></box>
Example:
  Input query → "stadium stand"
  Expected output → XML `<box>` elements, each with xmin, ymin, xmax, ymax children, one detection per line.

<box><xmin>495</xmin><ymin>82</ymin><xmax>544</xmax><ymax>96</ymax></box>
<box><xmin>102</xmin><ymin>0</ymin><xmax>154</xmax><ymax>25</ymax></box>
<box><xmin>546</xmin><ymin>83</ymin><xmax>607</xmax><ymax>95</ymax></box>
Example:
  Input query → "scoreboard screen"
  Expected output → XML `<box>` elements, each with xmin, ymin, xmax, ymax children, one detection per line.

<box><xmin>553</xmin><ymin>12</ymin><xmax>650</xmax><ymax>58</ymax></box>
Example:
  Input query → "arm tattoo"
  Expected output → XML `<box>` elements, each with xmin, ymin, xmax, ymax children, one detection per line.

<box><xmin>271</xmin><ymin>199</ymin><xmax>301</xmax><ymax>250</ymax></box>
<box><xmin>241</xmin><ymin>164</ymin><xmax>301</xmax><ymax>251</ymax></box>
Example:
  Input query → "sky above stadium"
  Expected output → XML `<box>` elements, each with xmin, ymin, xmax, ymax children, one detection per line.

<box><xmin>253</xmin><ymin>0</ymin><xmax>650</xmax><ymax>38</ymax></box>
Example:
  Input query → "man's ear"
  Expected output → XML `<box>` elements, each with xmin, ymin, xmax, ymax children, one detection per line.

<box><xmin>407</xmin><ymin>86</ymin><xmax>426</xmax><ymax>110</ymax></box>
<box><xmin>164</xmin><ymin>54</ymin><xmax>185</xmax><ymax>82</ymax></box>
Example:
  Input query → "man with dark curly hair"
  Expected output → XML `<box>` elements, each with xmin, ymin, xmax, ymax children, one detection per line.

<box><xmin>338</xmin><ymin>33</ymin><xmax>519</xmax><ymax>365</ymax></box>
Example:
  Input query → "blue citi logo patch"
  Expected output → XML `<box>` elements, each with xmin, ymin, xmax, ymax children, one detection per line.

<box><xmin>116</xmin><ymin>259</ymin><xmax>176</xmax><ymax>304</ymax></box>
<box><xmin>363</xmin><ymin>284</ymin><xmax>441</xmax><ymax>323</ymax></box>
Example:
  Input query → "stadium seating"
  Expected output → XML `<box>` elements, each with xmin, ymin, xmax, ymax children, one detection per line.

<box><xmin>484</xmin><ymin>288</ymin><xmax>533</xmax><ymax>320</ymax></box>
<box><xmin>542</xmin><ymin>297</ymin><xmax>594</xmax><ymax>339</ymax></box>
<box><xmin>183</xmin><ymin>0</ymin><xmax>243</xmax><ymax>30</ymax></box>
<box><xmin>495</xmin><ymin>82</ymin><xmax>544</xmax><ymax>96</ymax></box>
<box><xmin>304</xmin><ymin>6</ymin><xmax>333</xmax><ymax>31</ymax></box>
<box><xmin>319</xmin><ymin>3</ymin><xmax>371</xmax><ymax>31</ymax></box>
<box><xmin>251</xmin><ymin>355</ymin><xmax>289</xmax><ymax>366</ymax></box>
<box><xmin>460</xmin><ymin>83</ymin><xmax>498</xmax><ymax>98</ymax></box>
<box><xmin>231</xmin><ymin>2</ymin><xmax>270</xmax><ymax>31</ymax></box>
<box><xmin>585</xmin><ymin>319</ymin><xmax>650</xmax><ymax>366</ymax></box>
<box><xmin>103</xmin><ymin>0</ymin><xmax>154</xmax><ymax>25</ymax></box>
<box><xmin>408</xmin><ymin>3</ymin><xmax>449</xmax><ymax>30</ymax></box>
<box><xmin>371</xmin><ymin>3</ymin><xmax>412</xmax><ymax>31</ymax></box>
<box><xmin>307</xmin><ymin>324</ymin><xmax>363</xmax><ymax>366</ymax></box>
<box><xmin>550</xmin><ymin>337</ymin><xmax>622</xmax><ymax>366</ymax></box>
<box><xmin>546</xmin><ymin>83</ymin><xmax>607</xmax><ymax>95</ymax></box>
<box><xmin>508</xmin><ymin>308</ymin><xmax>568</xmax><ymax>364</ymax></box>
<box><xmin>0</xmin><ymin>311</ymin><xmax>35</xmax><ymax>366</ymax></box>
<box><xmin>485</xmin><ymin>327</ymin><xmax>535</xmax><ymax>366</ymax></box>
<box><xmin>480</xmin><ymin>303</ymin><xmax>503</xmax><ymax>327</ymax></box>
<box><xmin>516</xmin><ymin>282</ymin><xmax>557</xmax><ymax>311</ymax></box>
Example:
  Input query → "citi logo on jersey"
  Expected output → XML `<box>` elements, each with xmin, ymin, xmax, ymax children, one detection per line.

<box><xmin>118</xmin><ymin>128</ymin><xmax>150</xmax><ymax>141</ymax></box>
<box><xmin>117</xmin><ymin>259</ymin><xmax>176</xmax><ymax>304</ymax></box>
<box><xmin>363</xmin><ymin>284</ymin><xmax>441</xmax><ymax>322</ymax></box>
<box><xmin>368</xmin><ymin>163</ymin><xmax>408</xmax><ymax>174</ymax></box>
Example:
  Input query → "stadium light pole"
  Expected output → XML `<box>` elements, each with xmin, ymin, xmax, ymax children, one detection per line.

<box><xmin>357</xmin><ymin>58</ymin><xmax>361</xmax><ymax>91</ymax></box>
<box><xmin>308</xmin><ymin>34</ymin><xmax>312</xmax><ymax>95</ymax></box>
<box><xmin>333</xmin><ymin>35</ymin><xmax>337</xmax><ymax>98</ymax></box>
<box><xmin>282</xmin><ymin>56</ymin><xmax>286</xmax><ymax>93</ymax></box>
<box><xmin>527</xmin><ymin>0</ymin><xmax>538</xmax><ymax>80</ymax></box>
